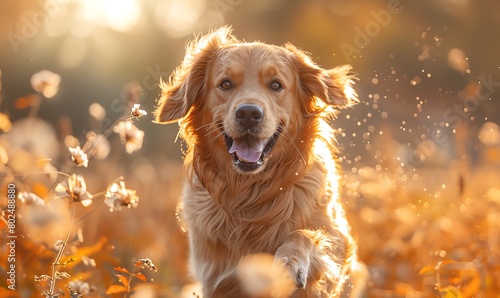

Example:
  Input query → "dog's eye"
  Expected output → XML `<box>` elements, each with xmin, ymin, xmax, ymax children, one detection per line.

<box><xmin>219</xmin><ymin>80</ymin><xmax>233</xmax><ymax>90</ymax></box>
<box><xmin>270</xmin><ymin>80</ymin><xmax>283</xmax><ymax>91</ymax></box>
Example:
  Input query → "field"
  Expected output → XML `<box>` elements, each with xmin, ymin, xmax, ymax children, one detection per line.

<box><xmin>1</xmin><ymin>0</ymin><xmax>500</xmax><ymax>297</ymax></box>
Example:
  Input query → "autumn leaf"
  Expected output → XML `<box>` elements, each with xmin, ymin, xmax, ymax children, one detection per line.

<box><xmin>418</xmin><ymin>265</ymin><xmax>436</xmax><ymax>275</ymax></box>
<box><xmin>15</xmin><ymin>94</ymin><xmax>39</xmax><ymax>109</ymax></box>
<box><xmin>106</xmin><ymin>285</ymin><xmax>128</xmax><ymax>295</ymax></box>
<box><xmin>419</xmin><ymin>260</ymin><xmax>457</xmax><ymax>275</ymax></box>
<box><xmin>114</xmin><ymin>266</ymin><xmax>131</xmax><ymax>274</ymax></box>
<box><xmin>133</xmin><ymin>272</ymin><xmax>147</xmax><ymax>282</ymax></box>
<box><xmin>438</xmin><ymin>259</ymin><xmax>457</xmax><ymax>268</ymax></box>
<box><xmin>459</xmin><ymin>272</ymin><xmax>482</xmax><ymax>297</ymax></box>
<box><xmin>59</xmin><ymin>236</ymin><xmax>108</xmax><ymax>268</ymax></box>
<box><xmin>115</xmin><ymin>274</ymin><xmax>129</xmax><ymax>288</ymax></box>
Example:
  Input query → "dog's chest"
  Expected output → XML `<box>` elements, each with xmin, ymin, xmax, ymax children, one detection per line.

<box><xmin>183</xmin><ymin>175</ymin><xmax>325</xmax><ymax>252</ymax></box>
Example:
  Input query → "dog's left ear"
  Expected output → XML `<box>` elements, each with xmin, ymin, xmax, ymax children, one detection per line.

<box><xmin>285</xmin><ymin>43</ymin><xmax>358</xmax><ymax>115</ymax></box>
<box><xmin>154</xmin><ymin>26</ymin><xmax>237</xmax><ymax>123</ymax></box>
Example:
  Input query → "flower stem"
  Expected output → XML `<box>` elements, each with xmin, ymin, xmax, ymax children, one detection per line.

<box><xmin>49</xmin><ymin>203</ymin><xmax>76</xmax><ymax>296</ymax></box>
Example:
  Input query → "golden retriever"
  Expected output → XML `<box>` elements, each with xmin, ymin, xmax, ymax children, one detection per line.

<box><xmin>154</xmin><ymin>26</ymin><xmax>367</xmax><ymax>297</ymax></box>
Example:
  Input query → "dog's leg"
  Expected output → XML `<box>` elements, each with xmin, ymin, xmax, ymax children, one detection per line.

<box><xmin>274</xmin><ymin>229</ymin><xmax>349</xmax><ymax>297</ymax></box>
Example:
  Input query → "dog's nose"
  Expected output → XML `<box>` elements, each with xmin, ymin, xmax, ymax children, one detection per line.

<box><xmin>235</xmin><ymin>104</ymin><xmax>263</xmax><ymax>128</ymax></box>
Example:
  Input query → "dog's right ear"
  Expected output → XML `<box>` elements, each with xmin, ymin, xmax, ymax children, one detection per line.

<box><xmin>154</xmin><ymin>26</ymin><xmax>237</xmax><ymax>123</ymax></box>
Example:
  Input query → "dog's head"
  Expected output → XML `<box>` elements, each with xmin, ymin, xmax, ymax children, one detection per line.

<box><xmin>154</xmin><ymin>26</ymin><xmax>357</xmax><ymax>173</ymax></box>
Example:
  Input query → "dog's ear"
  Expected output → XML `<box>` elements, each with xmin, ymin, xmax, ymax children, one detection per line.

<box><xmin>154</xmin><ymin>26</ymin><xmax>237</xmax><ymax>123</ymax></box>
<box><xmin>285</xmin><ymin>43</ymin><xmax>358</xmax><ymax>116</ymax></box>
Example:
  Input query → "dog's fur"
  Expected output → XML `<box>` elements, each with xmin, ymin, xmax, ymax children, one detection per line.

<box><xmin>154</xmin><ymin>27</ymin><xmax>366</xmax><ymax>297</ymax></box>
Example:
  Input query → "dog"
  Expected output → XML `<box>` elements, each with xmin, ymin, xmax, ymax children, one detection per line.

<box><xmin>154</xmin><ymin>26</ymin><xmax>367</xmax><ymax>297</ymax></box>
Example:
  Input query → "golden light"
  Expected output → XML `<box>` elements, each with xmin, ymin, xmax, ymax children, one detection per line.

<box><xmin>75</xmin><ymin>0</ymin><xmax>142</xmax><ymax>32</ymax></box>
<box><xmin>154</xmin><ymin>0</ymin><xmax>206</xmax><ymax>38</ymax></box>
<box><xmin>311</xmin><ymin>120</ymin><xmax>350</xmax><ymax>238</ymax></box>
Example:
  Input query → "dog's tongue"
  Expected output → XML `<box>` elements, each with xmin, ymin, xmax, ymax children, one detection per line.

<box><xmin>229</xmin><ymin>138</ymin><xmax>266</xmax><ymax>163</ymax></box>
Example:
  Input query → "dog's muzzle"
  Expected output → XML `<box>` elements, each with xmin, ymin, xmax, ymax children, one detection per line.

<box><xmin>224</xmin><ymin>127</ymin><xmax>281</xmax><ymax>172</ymax></box>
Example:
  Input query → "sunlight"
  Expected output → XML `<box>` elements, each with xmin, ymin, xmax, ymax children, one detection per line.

<box><xmin>311</xmin><ymin>121</ymin><xmax>350</xmax><ymax>238</ymax></box>
<box><xmin>76</xmin><ymin>0</ymin><xmax>142</xmax><ymax>32</ymax></box>
<box><xmin>154</xmin><ymin>0</ymin><xmax>206</xmax><ymax>38</ymax></box>
<box><xmin>344</xmin><ymin>82</ymin><xmax>356</xmax><ymax>103</ymax></box>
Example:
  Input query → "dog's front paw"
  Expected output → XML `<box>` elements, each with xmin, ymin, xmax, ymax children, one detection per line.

<box><xmin>275</xmin><ymin>256</ymin><xmax>309</xmax><ymax>288</ymax></box>
<box><xmin>274</xmin><ymin>230</ymin><xmax>315</xmax><ymax>289</ymax></box>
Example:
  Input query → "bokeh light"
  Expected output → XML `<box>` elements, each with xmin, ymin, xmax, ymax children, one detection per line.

<box><xmin>1</xmin><ymin>0</ymin><xmax>500</xmax><ymax>297</ymax></box>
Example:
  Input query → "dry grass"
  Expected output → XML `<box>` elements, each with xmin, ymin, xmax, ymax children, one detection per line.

<box><xmin>1</xmin><ymin>70</ymin><xmax>499</xmax><ymax>298</ymax></box>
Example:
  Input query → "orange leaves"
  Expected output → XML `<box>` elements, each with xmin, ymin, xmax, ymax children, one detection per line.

<box><xmin>105</xmin><ymin>284</ymin><xmax>128</xmax><ymax>295</ymax></box>
<box><xmin>135</xmin><ymin>272</ymin><xmax>147</xmax><ymax>282</ymax></box>
<box><xmin>419</xmin><ymin>260</ymin><xmax>485</xmax><ymax>298</ymax></box>
<box><xmin>15</xmin><ymin>94</ymin><xmax>39</xmax><ymax>109</ymax></box>
<box><xmin>106</xmin><ymin>261</ymin><xmax>155</xmax><ymax>295</ymax></box>
<box><xmin>59</xmin><ymin>236</ymin><xmax>107</xmax><ymax>269</ymax></box>
<box><xmin>419</xmin><ymin>259</ymin><xmax>457</xmax><ymax>275</ymax></box>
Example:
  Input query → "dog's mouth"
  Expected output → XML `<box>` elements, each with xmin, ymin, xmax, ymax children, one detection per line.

<box><xmin>224</xmin><ymin>127</ymin><xmax>281</xmax><ymax>172</ymax></box>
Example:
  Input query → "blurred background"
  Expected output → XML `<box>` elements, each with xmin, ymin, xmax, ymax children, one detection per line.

<box><xmin>0</xmin><ymin>0</ymin><xmax>500</xmax><ymax>297</ymax></box>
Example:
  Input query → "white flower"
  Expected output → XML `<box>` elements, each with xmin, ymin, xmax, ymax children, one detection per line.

<box><xmin>113</xmin><ymin>121</ymin><xmax>144</xmax><ymax>154</ymax></box>
<box><xmin>131</xmin><ymin>104</ymin><xmax>147</xmax><ymax>118</ymax></box>
<box><xmin>68</xmin><ymin>280</ymin><xmax>92</xmax><ymax>295</ymax></box>
<box><xmin>55</xmin><ymin>174</ymin><xmax>93</xmax><ymax>207</ymax></box>
<box><xmin>69</xmin><ymin>146</ymin><xmax>89</xmax><ymax>167</ymax></box>
<box><xmin>105</xmin><ymin>178</ymin><xmax>139</xmax><ymax>212</ymax></box>
<box><xmin>30</xmin><ymin>70</ymin><xmax>61</xmax><ymax>98</ymax></box>
<box><xmin>135</xmin><ymin>258</ymin><xmax>157</xmax><ymax>272</ymax></box>
<box><xmin>18</xmin><ymin>192</ymin><xmax>45</xmax><ymax>207</ymax></box>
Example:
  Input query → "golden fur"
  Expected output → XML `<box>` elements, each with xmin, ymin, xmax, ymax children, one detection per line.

<box><xmin>155</xmin><ymin>26</ymin><xmax>367</xmax><ymax>297</ymax></box>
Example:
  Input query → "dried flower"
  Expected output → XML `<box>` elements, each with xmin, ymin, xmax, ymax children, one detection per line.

<box><xmin>135</xmin><ymin>258</ymin><xmax>157</xmax><ymax>272</ymax></box>
<box><xmin>30</xmin><ymin>70</ymin><xmax>61</xmax><ymax>98</ymax></box>
<box><xmin>68</xmin><ymin>146</ymin><xmax>89</xmax><ymax>167</ymax></box>
<box><xmin>54</xmin><ymin>271</ymin><xmax>71</xmax><ymax>280</ymax></box>
<box><xmin>54</xmin><ymin>240</ymin><xmax>65</xmax><ymax>251</ymax></box>
<box><xmin>131</xmin><ymin>103</ymin><xmax>147</xmax><ymax>118</ymax></box>
<box><xmin>105</xmin><ymin>178</ymin><xmax>139</xmax><ymax>212</ymax></box>
<box><xmin>18</xmin><ymin>192</ymin><xmax>45</xmax><ymax>207</ymax></box>
<box><xmin>68</xmin><ymin>280</ymin><xmax>92</xmax><ymax>296</ymax></box>
<box><xmin>34</xmin><ymin>275</ymin><xmax>52</xmax><ymax>282</ymax></box>
<box><xmin>113</xmin><ymin>121</ymin><xmax>144</xmax><ymax>154</ymax></box>
<box><xmin>55</xmin><ymin>174</ymin><xmax>93</xmax><ymax>207</ymax></box>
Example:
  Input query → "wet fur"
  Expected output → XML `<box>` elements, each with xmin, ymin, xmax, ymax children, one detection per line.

<box><xmin>155</xmin><ymin>26</ymin><xmax>366</xmax><ymax>297</ymax></box>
